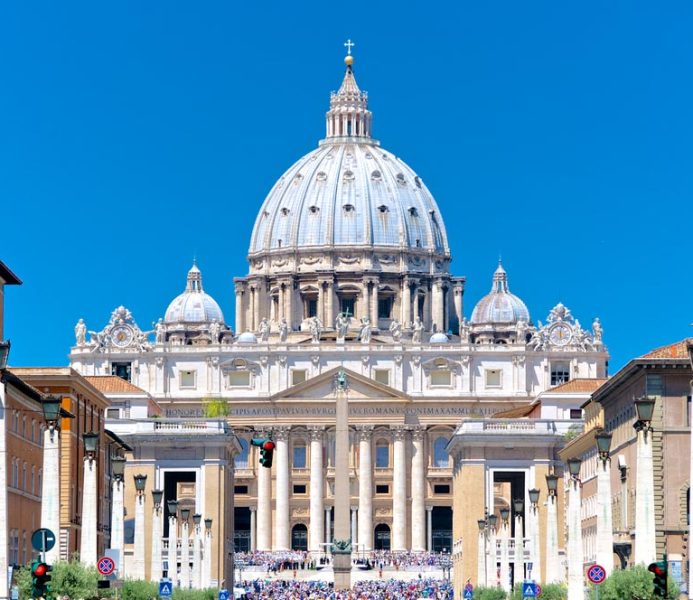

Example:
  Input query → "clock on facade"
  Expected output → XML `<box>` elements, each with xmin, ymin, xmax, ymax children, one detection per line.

<box><xmin>111</xmin><ymin>325</ymin><xmax>134</xmax><ymax>348</ymax></box>
<box><xmin>548</xmin><ymin>323</ymin><xmax>572</xmax><ymax>347</ymax></box>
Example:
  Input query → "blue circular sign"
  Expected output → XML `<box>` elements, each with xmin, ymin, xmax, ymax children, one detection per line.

<box><xmin>587</xmin><ymin>564</ymin><xmax>606</xmax><ymax>584</ymax></box>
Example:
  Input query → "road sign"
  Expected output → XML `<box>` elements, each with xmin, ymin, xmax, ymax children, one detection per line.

<box><xmin>522</xmin><ymin>581</ymin><xmax>537</xmax><ymax>598</ymax></box>
<box><xmin>463</xmin><ymin>587</ymin><xmax>473</xmax><ymax>600</ymax></box>
<box><xmin>536</xmin><ymin>584</ymin><xmax>542</xmax><ymax>597</ymax></box>
<box><xmin>31</xmin><ymin>529</ymin><xmax>56</xmax><ymax>553</ymax></box>
<box><xmin>587</xmin><ymin>564</ymin><xmax>607</xmax><ymax>585</ymax></box>
<box><xmin>218</xmin><ymin>589</ymin><xmax>230</xmax><ymax>600</ymax></box>
<box><xmin>159</xmin><ymin>579</ymin><xmax>173</xmax><ymax>598</ymax></box>
<box><xmin>97</xmin><ymin>556</ymin><xmax>115</xmax><ymax>576</ymax></box>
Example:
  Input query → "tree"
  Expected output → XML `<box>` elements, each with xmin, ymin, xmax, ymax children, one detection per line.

<box><xmin>203</xmin><ymin>397</ymin><xmax>229</xmax><ymax>418</ymax></box>
<box><xmin>587</xmin><ymin>565</ymin><xmax>679</xmax><ymax>600</ymax></box>
<box><xmin>474</xmin><ymin>587</ymin><xmax>507</xmax><ymax>600</ymax></box>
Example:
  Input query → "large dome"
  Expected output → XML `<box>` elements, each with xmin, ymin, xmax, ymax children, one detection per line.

<box><xmin>470</xmin><ymin>263</ymin><xmax>530</xmax><ymax>325</ymax></box>
<box><xmin>248</xmin><ymin>57</ymin><xmax>449</xmax><ymax>258</ymax></box>
<box><xmin>164</xmin><ymin>263</ymin><xmax>225</xmax><ymax>324</ymax></box>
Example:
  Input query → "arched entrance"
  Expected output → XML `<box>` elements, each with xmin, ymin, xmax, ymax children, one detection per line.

<box><xmin>431</xmin><ymin>507</ymin><xmax>452</xmax><ymax>552</ymax></box>
<box><xmin>374</xmin><ymin>524</ymin><xmax>391</xmax><ymax>550</ymax></box>
<box><xmin>291</xmin><ymin>523</ymin><xmax>308</xmax><ymax>551</ymax></box>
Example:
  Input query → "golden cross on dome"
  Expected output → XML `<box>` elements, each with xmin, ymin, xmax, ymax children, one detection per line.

<box><xmin>344</xmin><ymin>39</ymin><xmax>355</xmax><ymax>56</ymax></box>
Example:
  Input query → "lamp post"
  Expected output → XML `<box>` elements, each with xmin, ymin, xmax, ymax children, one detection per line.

<box><xmin>441</xmin><ymin>548</ymin><xmax>452</xmax><ymax>581</ymax></box>
<box><xmin>0</xmin><ymin>340</ymin><xmax>10</xmax><ymax>378</ymax></box>
<box><xmin>594</xmin><ymin>429</ymin><xmax>614</xmax><ymax>575</ymax></box>
<box><xmin>203</xmin><ymin>518</ymin><xmax>213</xmax><ymax>589</ymax></box>
<box><xmin>687</xmin><ymin>340</ymin><xmax>693</xmax><ymax>597</ymax></box>
<box><xmin>110</xmin><ymin>456</ymin><xmax>126</xmax><ymax>577</ymax></box>
<box><xmin>477</xmin><ymin>511</ymin><xmax>496</xmax><ymax>586</ymax></box>
<box><xmin>150</xmin><ymin>490</ymin><xmax>164</xmax><ymax>582</ymax></box>
<box><xmin>566</xmin><ymin>458</ymin><xmax>584</xmax><ymax>600</ymax></box>
<box><xmin>80</xmin><ymin>432</ymin><xmax>99</xmax><ymax>567</ymax></box>
<box><xmin>132</xmin><ymin>474</ymin><xmax>147</xmax><ymax>579</ymax></box>
<box><xmin>633</xmin><ymin>396</ymin><xmax>656</xmax><ymax>565</ymax></box>
<box><xmin>179</xmin><ymin>508</ymin><xmax>191</xmax><ymax>589</ymax></box>
<box><xmin>544</xmin><ymin>473</ymin><xmax>561</xmax><ymax>584</ymax></box>
<box><xmin>499</xmin><ymin>507</ymin><xmax>511</xmax><ymax>593</ymax></box>
<box><xmin>40</xmin><ymin>395</ymin><xmax>63</xmax><ymax>564</ymax></box>
<box><xmin>513</xmin><ymin>498</ymin><xmax>524</xmax><ymax>588</ymax></box>
<box><xmin>527</xmin><ymin>488</ymin><xmax>541</xmax><ymax>583</ymax></box>
<box><xmin>0</xmin><ymin>339</ymin><xmax>9</xmax><ymax>600</ymax></box>
<box><xmin>192</xmin><ymin>514</ymin><xmax>202</xmax><ymax>589</ymax></box>
<box><xmin>167</xmin><ymin>500</ymin><xmax>179</xmax><ymax>587</ymax></box>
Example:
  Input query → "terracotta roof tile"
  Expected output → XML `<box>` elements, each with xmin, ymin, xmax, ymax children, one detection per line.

<box><xmin>84</xmin><ymin>376</ymin><xmax>147</xmax><ymax>394</ymax></box>
<box><xmin>641</xmin><ymin>338</ymin><xmax>692</xmax><ymax>360</ymax></box>
<box><xmin>549</xmin><ymin>378</ymin><xmax>608</xmax><ymax>393</ymax></box>
<box><xmin>491</xmin><ymin>403</ymin><xmax>537</xmax><ymax>418</ymax></box>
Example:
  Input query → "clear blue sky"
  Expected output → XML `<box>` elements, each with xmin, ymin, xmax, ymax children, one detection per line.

<box><xmin>2</xmin><ymin>1</ymin><xmax>691</xmax><ymax>371</ymax></box>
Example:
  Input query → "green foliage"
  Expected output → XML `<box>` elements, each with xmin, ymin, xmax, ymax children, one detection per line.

<box><xmin>587</xmin><ymin>565</ymin><xmax>679</xmax><ymax>600</ymax></box>
<box><xmin>203</xmin><ymin>397</ymin><xmax>229</xmax><ymax>418</ymax></box>
<box><xmin>173</xmin><ymin>588</ymin><xmax>216</xmax><ymax>600</ymax></box>
<box><xmin>16</xmin><ymin>559</ymin><xmax>99</xmax><ymax>600</ymax></box>
<box><xmin>120</xmin><ymin>579</ymin><xmax>158</xmax><ymax>600</ymax></box>
<box><xmin>508</xmin><ymin>583</ymin><xmax>566</xmax><ymax>600</ymax></box>
<box><xmin>473</xmin><ymin>586</ymin><xmax>507</xmax><ymax>599</ymax></box>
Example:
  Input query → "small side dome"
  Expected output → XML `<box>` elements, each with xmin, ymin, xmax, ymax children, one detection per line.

<box><xmin>164</xmin><ymin>263</ymin><xmax>225</xmax><ymax>324</ymax></box>
<box><xmin>470</xmin><ymin>262</ymin><xmax>530</xmax><ymax>325</ymax></box>
<box><xmin>429</xmin><ymin>332</ymin><xmax>449</xmax><ymax>344</ymax></box>
<box><xmin>236</xmin><ymin>331</ymin><xmax>258</xmax><ymax>344</ymax></box>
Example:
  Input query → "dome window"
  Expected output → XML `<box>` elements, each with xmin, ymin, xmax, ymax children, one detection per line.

<box><xmin>415</xmin><ymin>239</ymin><xmax>422</xmax><ymax>248</ymax></box>
<box><xmin>377</xmin><ymin>205</ymin><xmax>389</xmax><ymax>214</ymax></box>
<box><xmin>409</xmin><ymin>207</ymin><xmax>419</xmax><ymax>217</ymax></box>
<box><xmin>414</xmin><ymin>176</ymin><xmax>422</xmax><ymax>189</ymax></box>
<box><xmin>371</xmin><ymin>170</ymin><xmax>382</xmax><ymax>182</ymax></box>
<box><xmin>280</xmin><ymin>208</ymin><xmax>290</xmax><ymax>216</ymax></box>
<box><xmin>343</xmin><ymin>170</ymin><xmax>355</xmax><ymax>182</ymax></box>
<box><xmin>293</xmin><ymin>173</ymin><xmax>303</xmax><ymax>184</ymax></box>
<box><xmin>365</xmin><ymin>152</ymin><xmax>373</xmax><ymax>159</ymax></box>
<box><xmin>308</xmin><ymin>205</ymin><xmax>320</xmax><ymax>215</ymax></box>
<box><xmin>343</xmin><ymin>204</ymin><xmax>355</xmax><ymax>214</ymax></box>
<box><xmin>262</xmin><ymin>210</ymin><xmax>269</xmax><ymax>218</ymax></box>
<box><xmin>396</xmin><ymin>173</ymin><xmax>407</xmax><ymax>186</ymax></box>
<box><xmin>316</xmin><ymin>171</ymin><xmax>327</xmax><ymax>181</ymax></box>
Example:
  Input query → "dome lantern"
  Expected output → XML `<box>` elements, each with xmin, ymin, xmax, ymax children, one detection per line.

<box><xmin>164</xmin><ymin>262</ymin><xmax>225</xmax><ymax>325</ymax></box>
<box><xmin>470</xmin><ymin>262</ymin><xmax>530</xmax><ymax>326</ymax></box>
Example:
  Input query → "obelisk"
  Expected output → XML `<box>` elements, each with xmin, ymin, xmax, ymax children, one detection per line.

<box><xmin>332</xmin><ymin>368</ymin><xmax>352</xmax><ymax>589</ymax></box>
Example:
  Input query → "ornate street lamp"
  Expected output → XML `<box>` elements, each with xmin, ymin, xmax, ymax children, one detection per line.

<box><xmin>180</xmin><ymin>507</ymin><xmax>191</xmax><ymax>522</ymax></box>
<box><xmin>634</xmin><ymin>396</ymin><xmax>656</xmax><ymax>431</ymax></box>
<box><xmin>152</xmin><ymin>489</ymin><xmax>164</xmax><ymax>508</ymax></box>
<box><xmin>567</xmin><ymin>457</ymin><xmax>582</xmax><ymax>480</ymax></box>
<box><xmin>595</xmin><ymin>429</ymin><xmax>613</xmax><ymax>463</ymax></box>
<box><xmin>488</xmin><ymin>513</ymin><xmax>498</xmax><ymax>529</ymax></box>
<box><xmin>477</xmin><ymin>518</ymin><xmax>487</xmax><ymax>532</ymax></box>
<box><xmin>499</xmin><ymin>507</ymin><xmax>510</xmax><ymax>523</ymax></box>
<box><xmin>167</xmin><ymin>499</ymin><xmax>179</xmax><ymax>517</ymax></box>
<box><xmin>513</xmin><ymin>498</ymin><xmax>524</xmax><ymax>516</ymax></box>
<box><xmin>111</xmin><ymin>456</ymin><xmax>126</xmax><ymax>482</ymax></box>
<box><xmin>83</xmin><ymin>432</ymin><xmax>99</xmax><ymax>460</ymax></box>
<box><xmin>0</xmin><ymin>340</ymin><xmax>11</xmax><ymax>374</ymax></box>
<box><xmin>204</xmin><ymin>518</ymin><xmax>212</xmax><ymax>532</ymax></box>
<box><xmin>528</xmin><ymin>488</ymin><xmax>540</xmax><ymax>508</ymax></box>
<box><xmin>41</xmin><ymin>396</ymin><xmax>62</xmax><ymax>429</ymax></box>
<box><xmin>546</xmin><ymin>473</ymin><xmax>559</xmax><ymax>496</ymax></box>
<box><xmin>193</xmin><ymin>513</ymin><xmax>202</xmax><ymax>527</ymax></box>
<box><xmin>133</xmin><ymin>473</ymin><xmax>147</xmax><ymax>495</ymax></box>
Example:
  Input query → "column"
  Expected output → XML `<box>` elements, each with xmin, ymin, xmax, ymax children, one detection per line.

<box><xmin>500</xmin><ymin>522</ymin><xmax>510</xmax><ymax>593</ymax></box>
<box><xmin>402</xmin><ymin>277</ymin><xmax>412</xmax><ymax>327</ymax></box>
<box><xmin>426</xmin><ymin>506</ymin><xmax>433</xmax><ymax>552</ymax></box>
<box><xmin>203</xmin><ymin>524</ymin><xmax>212</xmax><ymax>589</ymax></box>
<box><xmin>257</xmin><ymin>449</ymin><xmax>272</xmax><ymax>550</ymax></box>
<box><xmin>532</xmin><ymin>504</ymin><xmax>541</xmax><ymax>584</ymax></box>
<box><xmin>192</xmin><ymin>521</ymin><xmax>201</xmax><ymax>589</ymax></box>
<box><xmin>249</xmin><ymin>508</ymin><xmax>257</xmax><ymax>552</ymax></box>
<box><xmin>545</xmin><ymin>492</ymin><xmax>560</xmax><ymax>584</ymax></box>
<box><xmin>111</xmin><ymin>478</ymin><xmax>125</xmax><ymax>577</ymax></box>
<box><xmin>357</xmin><ymin>426</ymin><xmax>374</xmax><ymax>552</ymax></box>
<box><xmin>150</xmin><ymin>500</ymin><xmax>163</xmax><ymax>582</ymax></box>
<box><xmin>634</xmin><ymin>426</ymin><xmax>656</xmax><ymax>565</ymax></box>
<box><xmin>487</xmin><ymin>525</ymin><xmax>498</xmax><ymax>587</ymax></box>
<box><xmin>596</xmin><ymin>456</ymin><xmax>614</xmax><ymax>576</ymax></box>
<box><xmin>567</xmin><ymin>478</ymin><xmax>584</xmax><ymax>600</ymax></box>
<box><xmin>351</xmin><ymin>507</ymin><xmax>358</xmax><ymax>547</ymax></box>
<box><xmin>133</xmin><ymin>486</ymin><xmax>146</xmax><ymax>580</ymax></box>
<box><xmin>325</xmin><ymin>508</ymin><xmax>332</xmax><ymax>546</ymax></box>
<box><xmin>167</xmin><ymin>514</ymin><xmax>178</xmax><ymax>587</ymax></box>
<box><xmin>392</xmin><ymin>426</ymin><xmax>408</xmax><ymax>551</ymax></box>
<box><xmin>318</xmin><ymin>282</ymin><xmax>325</xmax><ymax>324</ymax></box>
<box><xmin>41</xmin><ymin>425</ymin><xmax>61</xmax><ymax>565</ymax></box>
<box><xmin>477</xmin><ymin>530</ymin><xmax>486</xmax><ymax>586</ymax></box>
<box><xmin>326</xmin><ymin>281</ymin><xmax>335</xmax><ymax>328</ymax></box>
<box><xmin>180</xmin><ymin>519</ymin><xmax>190</xmax><ymax>589</ymax></box>
<box><xmin>309</xmin><ymin>427</ymin><xmax>325</xmax><ymax>553</ymax></box>
<box><xmin>369</xmin><ymin>279</ymin><xmax>379</xmax><ymax>328</ymax></box>
<box><xmin>410</xmin><ymin>427</ymin><xmax>426</xmax><ymax>552</ymax></box>
<box><xmin>0</xmin><ymin>387</ymin><xmax>9</xmax><ymax>600</ymax></box>
<box><xmin>360</xmin><ymin>281</ymin><xmax>370</xmax><ymax>322</ymax></box>
<box><xmin>80</xmin><ymin>454</ymin><xmax>98</xmax><ymax>567</ymax></box>
<box><xmin>234</xmin><ymin>283</ymin><xmax>245</xmax><ymax>333</ymax></box>
<box><xmin>432</xmin><ymin>279</ymin><xmax>444</xmax><ymax>333</ymax></box>
<box><xmin>285</xmin><ymin>279</ymin><xmax>294</xmax><ymax>330</ymax></box>
<box><xmin>513</xmin><ymin>514</ymin><xmax>523</xmax><ymax>588</ymax></box>
<box><xmin>452</xmin><ymin>281</ymin><xmax>464</xmax><ymax>334</ymax></box>
<box><xmin>274</xmin><ymin>427</ymin><xmax>291</xmax><ymax>550</ymax></box>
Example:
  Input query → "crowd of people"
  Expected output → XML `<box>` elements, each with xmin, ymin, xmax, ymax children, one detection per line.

<box><xmin>234</xmin><ymin>578</ymin><xmax>454</xmax><ymax>599</ymax></box>
<box><xmin>367</xmin><ymin>551</ymin><xmax>450</xmax><ymax>570</ymax></box>
<box><xmin>235</xmin><ymin>551</ymin><xmax>319</xmax><ymax>572</ymax></box>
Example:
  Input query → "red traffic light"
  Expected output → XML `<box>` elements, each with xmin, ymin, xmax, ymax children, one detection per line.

<box><xmin>649</xmin><ymin>564</ymin><xmax>665</xmax><ymax>576</ymax></box>
<box><xmin>33</xmin><ymin>563</ymin><xmax>48</xmax><ymax>577</ymax></box>
<box><xmin>263</xmin><ymin>441</ymin><xmax>275</xmax><ymax>451</ymax></box>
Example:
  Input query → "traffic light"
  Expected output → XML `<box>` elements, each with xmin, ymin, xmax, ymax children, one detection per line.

<box><xmin>31</xmin><ymin>559</ymin><xmax>52</xmax><ymax>599</ymax></box>
<box><xmin>648</xmin><ymin>559</ymin><xmax>668</xmax><ymax>598</ymax></box>
<box><xmin>250</xmin><ymin>437</ymin><xmax>275</xmax><ymax>468</ymax></box>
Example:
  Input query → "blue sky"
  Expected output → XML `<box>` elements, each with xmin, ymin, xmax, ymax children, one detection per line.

<box><xmin>1</xmin><ymin>1</ymin><xmax>691</xmax><ymax>371</ymax></box>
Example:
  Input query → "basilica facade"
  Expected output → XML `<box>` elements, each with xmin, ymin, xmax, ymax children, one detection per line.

<box><xmin>69</xmin><ymin>52</ymin><xmax>608</xmax><ymax>586</ymax></box>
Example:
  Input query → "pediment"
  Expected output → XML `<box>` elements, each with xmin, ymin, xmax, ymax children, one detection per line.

<box><xmin>271</xmin><ymin>366</ymin><xmax>408</xmax><ymax>401</ymax></box>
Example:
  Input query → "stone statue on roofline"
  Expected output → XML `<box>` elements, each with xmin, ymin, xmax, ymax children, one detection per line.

<box><xmin>258</xmin><ymin>317</ymin><xmax>270</xmax><ymax>342</ymax></box>
<box><xmin>412</xmin><ymin>316</ymin><xmax>424</xmax><ymax>344</ymax></box>
<box><xmin>75</xmin><ymin>319</ymin><xmax>87</xmax><ymax>346</ymax></box>
<box><xmin>309</xmin><ymin>316</ymin><xmax>322</xmax><ymax>343</ymax></box>
<box><xmin>389</xmin><ymin>319</ymin><xmax>402</xmax><ymax>343</ymax></box>
<box><xmin>359</xmin><ymin>316</ymin><xmax>371</xmax><ymax>344</ymax></box>
<box><xmin>335</xmin><ymin>312</ymin><xmax>349</xmax><ymax>342</ymax></box>
<box><xmin>279</xmin><ymin>318</ymin><xmax>289</xmax><ymax>343</ymax></box>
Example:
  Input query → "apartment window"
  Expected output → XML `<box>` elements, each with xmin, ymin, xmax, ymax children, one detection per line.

<box><xmin>687</xmin><ymin>396</ymin><xmax>692</xmax><ymax>428</ymax></box>
<box><xmin>430</xmin><ymin>370</ymin><xmax>452</xmax><ymax>387</ymax></box>
<box><xmin>433</xmin><ymin>437</ymin><xmax>449</xmax><ymax>467</ymax></box>
<box><xmin>111</xmin><ymin>362</ymin><xmax>132</xmax><ymax>381</ymax></box>
<box><xmin>646</xmin><ymin>374</ymin><xmax>664</xmax><ymax>398</ymax></box>
<box><xmin>291</xmin><ymin>370</ymin><xmax>307</xmax><ymax>386</ymax></box>
<box><xmin>106</xmin><ymin>408</ymin><xmax>121</xmax><ymax>420</ymax></box>
<box><xmin>570</xmin><ymin>408</ymin><xmax>582</xmax><ymax>420</ymax></box>
<box><xmin>551</xmin><ymin>362</ymin><xmax>570</xmax><ymax>386</ymax></box>
<box><xmin>373</xmin><ymin>369</ymin><xmax>390</xmax><ymax>386</ymax></box>
<box><xmin>376</xmin><ymin>485</ymin><xmax>389</xmax><ymax>495</ymax></box>
<box><xmin>378</xmin><ymin>297</ymin><xmax>393</xmax><ymax>319</ymax></box>
<box><xmin>227</xmin><ymin>371</ymin><xmax>251</xmax><ymax>387</ymax></box>
<box><xmin>234</xmin><ymin>485</ymin><xmax>248</xmax><ymax>495</ymax></box>
<box><xmin>485</xmin><ymin>369</ymin><xmax>502</xmax><ymax>388</ymax></box>
<box><xmin>235</xmin><ymin>439</ymin><xmax>249</xmax><ymax>469</ymax></box>
<box><xmin>375</xmin><ymin>441</ymin><xmax>390</xmax><ymax>468</ymax></box>
<box><xmin>180</xmin><ymin>370</ymin><xmax>196</xmax><ymax>388</ymax></box>
<box><xmin>293</xmin><ymin>445</ymin><xmax>307</xmax><ymax>469</ymax></box>
<box><xmin>293</xmin><ymin>484</ymin><xmax>307</xmax><ymax>495</ymax></box>
<box><xmin>305</xmin><ymin>298</ymin><xmax>317</xmax><ymax>318</ymax></box>
<box><xmin>434</xmin><ymin>484</ymin><xmax>451</xmax><ymax>494</ymax></box>
<box><xmin>339</xmin><ymin>297</ymin><xmax>355</xmax><ymax>317</ymax></box>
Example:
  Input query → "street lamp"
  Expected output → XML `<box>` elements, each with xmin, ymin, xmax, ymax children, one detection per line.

<box><xmin>634</xmin><ymin>395</ymin><xmax>657</xmax><ymax>565</ymax></box>
<box><xmin>595</xmin><ymin>429</ymin><xmax>612</xmax><ymax>462</ymax></box>
<box><xmin>513</xmin><ymin>498</ymin><xmax>524</xmax><ymax>515</ymax></box>
<box><xmin>111</xmin><ymin>456</ymin><xmax>126</xmax><ymax>482</ymax></box>
<box><xmin>193</xmin><ymin>513</ymin><xmax>202</xmax><ymax>527</ymax></box>
<box><xmin>546</xmin><ymin>473</ymin><xmax>558</xmax><ymax>497</ymax></box>
<box><xmin>204</xmin><ymin>518</ymin><xmax>212</xmax><ymax>532</ymax></box>
<box><xmin>544</xmin><ymin>472</ymin><xmax>561</xmax><ymax>584</ymax></box>
<box><xmin>167</xmin><ymin>499</ymin><xmax>179</xmax><ymax>517</ymax></box>
<box><xmin>180</xmin><ymin>507</ymin><xmax>191</xmax><ymax>522</ymax></box>
<box><xmin>528</xmin><ymin>488</ymin><xmax>540</xmax><ymax>509</ymax></box>
<box><xmin>634</xmin><ymin>396</ymin><xmax>656</xmax><ymax>431</ymax></box>
<box><xmin>0</xmin><ymin>340</ymin><xmax>11</xmax><ymax>378</ymax></box>
<box><xmin>567</xmin><ymin>457</ymin><xmax>582</xmax><ymax>481</ymax></box>
<box><xmin>83</xmin><ymin>432</ymin><xmax>99</xmax><ymax>460</ymax></box>
<box><xmin>134</xmin><ymin>473</ymin><xmax>147</xmax><ymax>495</ymax></box>
<box><xmin>152</xmin><ymin>489</ymin><xmax>164</xmax><ymax>508</ymax></box>
<box><xmin>41</xmin><ymin>396</ymin><xmax>62</xmax><ymax>430</ymax></box>
<box><xmin>500</xmin><ymin>507</ymin><xmax>510</xmax><ymax>523</ymax></box>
